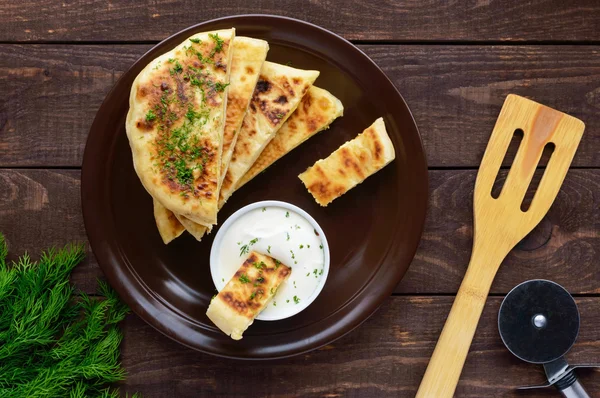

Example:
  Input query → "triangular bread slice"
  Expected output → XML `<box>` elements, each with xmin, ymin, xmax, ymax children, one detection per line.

<box><xmin>153</xmin><ymin>199</ymin><xmax>185</xmax><ymax>244</ymax></box>
<box><xmin>126</xmin><ymin>28</ymin><xmax>235</xmax><ymax>227</ymax></box>
<box><xmin>153</xmin><ymin>36</ymin><xmax>267</xmax><ymax>243</ymax></box>
<box><xmin>174</xmin><ymin>213</ymin><xmax>207</xmax><ymax>241</ymax></box>
<box><xmin>235</xmin><ymin>86</ymin><xmax>343</xmax><ymax>190</ymax></box>
<box><xmin>219</xmin><ymin>36</ymin><xmax>269</xmax><ymax>189</ymax></box>
<box><xmin>218</xmin><ymin>62</ymin><xmax>320</xmax><ymax>207</ymax></box>
<box><xmin>298</xmin><ymin>117</ymin><xmax>395</xmax><ymax>206</ymax></box>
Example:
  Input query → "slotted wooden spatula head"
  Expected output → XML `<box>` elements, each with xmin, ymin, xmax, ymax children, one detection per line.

<box><xmin>472</xmin><ymin>94</ymin><xmax>585</xmax><ymax>267</ymax></box>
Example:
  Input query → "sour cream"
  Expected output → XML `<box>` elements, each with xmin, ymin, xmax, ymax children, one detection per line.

<box><xmin>210</xmin><ymin>201</ymin><xmax>330</xmax><ymax>321</ymax></box>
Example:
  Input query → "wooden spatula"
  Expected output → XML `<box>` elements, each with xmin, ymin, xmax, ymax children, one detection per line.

<box><xmin>416</xmin><ymin>94</ymin><xmax>585</xmax><ymax>398</ymax></box>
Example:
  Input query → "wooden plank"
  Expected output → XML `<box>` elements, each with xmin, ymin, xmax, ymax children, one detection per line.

<box><xmin>1</xmin><ymin>44</ymin><xmax>599</xmax><ymax>168</ymax></box>
<box><xmin>2</xmin><ymin>1</ymin><xmax>600</xmax><ymax>42</ymax></box>
<box><xmin>1</xmin><ymin>169</ymin><xmax>598</xmax><ymax>295</ymax></box>
<box><xmin>115</xmin><ymin>296</ymin><xmax>600</xmax><ymax>397</ymax></box>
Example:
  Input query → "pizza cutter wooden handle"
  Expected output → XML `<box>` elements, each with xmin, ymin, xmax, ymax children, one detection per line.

<box><xmin>415</xmin><ymin>250</ymin><xmax>501</xmax><ymax>398</ymax></box>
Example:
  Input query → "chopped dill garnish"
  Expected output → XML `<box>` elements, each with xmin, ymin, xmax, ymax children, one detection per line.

<box><xmin>239</xmin><ymin>274</ymin><xmax>250</xmax><ymax>284</ymax></box>
<box><xmin>145</xmin><ymin>109</ymin><xmax>157</xmax><ymax>122</ymax></box>
<box><xmin>209</xmin><ymin>33</ymin><xmax>225</xmax><ymax>57</ymax></box>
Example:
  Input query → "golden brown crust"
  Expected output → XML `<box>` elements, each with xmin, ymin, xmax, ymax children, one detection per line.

<box><xmin>152</xmin><ymin>199</ymin><xmax>185</xmax><ymax>244</ymax></box>
<box><xmin>126</xmin><ymin>29</ymin><xmax>235</xmax><ymax>226</ymax></box>
<box><xmin>298</xmin><ymin>117</ymin><xmax>395</xmax><ymax>206</ymax></box>
<box><xmin>218</xmin><ymin>62</ymin><xmax>320</xmax><ymax>207</ymax></box>
<box><xmin>206</xmin><ymin>251</ymin><xmax>291</xmax><ymax>339</ymax></box>
<box><xmin>236</xmin><ymin>86</ymin><xmax>344</xmax><ymax>189</ymax></box>
<box><xmin>219</xmin><ymin>37</ymin><xmax>269</xmax><ymax>190</ymax></box>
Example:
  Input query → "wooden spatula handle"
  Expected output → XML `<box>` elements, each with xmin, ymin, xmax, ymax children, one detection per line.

<box><xmin>415</xmin><ymin>264</ymin><xmax>494</xmax><ymax>398</ymax></box>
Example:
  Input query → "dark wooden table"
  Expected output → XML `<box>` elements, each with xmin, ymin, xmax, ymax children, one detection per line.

<box><xmin>2</xmin><ymin>1</ymin><xmax>600</xmax><ymax>396</ymax></box>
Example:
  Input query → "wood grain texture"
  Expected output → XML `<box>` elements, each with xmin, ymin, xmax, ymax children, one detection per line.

<box><xmin>1</xmin><ymin>169</ymin><xmax>598</xmax><ymax>295</ymax></box>
<box><xmin>2</xmin><ymin>0</ymin><xmax>600</xmax><ymax>42</ymax></box>
<box><xmin>114</xmin><ymin>296</ymin><xmax>600</xmax><ymax>397</ymax></box>
<box><xmin>1</xmin><ymin>44</ymin><xmax>600</xmax><ymax>167</ymax></box>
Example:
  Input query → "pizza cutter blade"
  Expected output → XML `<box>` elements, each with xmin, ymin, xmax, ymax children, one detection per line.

<box><xmin>498</xmin><ymin>279</ymin><xmax>599</xmax><ymax>398</ymax></box>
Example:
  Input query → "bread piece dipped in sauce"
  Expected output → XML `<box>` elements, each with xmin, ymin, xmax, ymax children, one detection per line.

<box><xmin>207</xmin><ymin>251</ymin><xmax>291</xmax><ymax>340</ymax></box>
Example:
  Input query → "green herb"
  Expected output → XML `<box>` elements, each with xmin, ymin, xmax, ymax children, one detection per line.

<box><xmin>285</xmin><ymin>211</ymin><xmax>290</xmax><ymax>218</ymax></box>
<box><xmin>290</xmin><ymin>250</ymin><xmax>295</xmax><ymax>260</ymax></box>
<box><xmin>253</xmin><ymin>261</ymin><xmax>266</xmax><ymax>270</ymax></box>
<box><xmin>319</xmin><ymin>269</ymin><xmax>324</xmax><ymax>276</ymax></box>
<box><xmin>274</xmin><ymin>259</ymin><xmax>281</xmax><ymax>268</ymax></box>
<box><xmin>209</xmin><ymin>33</ymin><xmax>225</xmax><ymax>57</ymax></box>
<box><xmin>239</xmin><ymin>245</ymin><xmax>250</xmax><ymax>256</ymax></box>
<box><xmin>212</xmin><ymin>82</ymin><xmax>229</xmax><ymax>92</ymax></box>
<box><xmin>270</xmin><ymin>287</ymin><xmax>275</xmax><ymax>295</ymax></box>
<box><xmin>239</xmin><ymin>238</ymin><xmax>259</xmax><ymax>257</ymax></box>
<box><xmin>293</xmin><ymin>281</ymin><xmax>297</xmax><ymax>288</ymax></box>
<box><xmin>276</xmin><ymin>113</ymin><xmax>285</xmax><ymax>119</ymax></box>
<box><xmin>249</xmin><ymin>292</ymin><xmax>256</xmax><ymax>300</ymax></box>
<box><xmin>306</xmin><ymin>272</ymin><xmax>310</xmax><ymax>277</ymax></box>
<box><xmin>293</xmin><ymin>296</ymin><xmax>300</xmax><ymax>304</ymax></box>
<box><xmin>295</xmin><ymin>225</ymin><xmax>301</xmax><ymax>230</ymax></box>
<box><xmin>286</xmin><ymin>299</ymin><xmax>290</xmax><ymax>303</ymax></box>
<box><xmin>267</xmin><ymin>245</ymin><xmax>271</xmax><ymax>254</ymax></box>
<box><xmin>167</xmin><ymin>58</ymin><xmax>176</xmax><ymax>63</ymax></box>
<box><xmin>170</xmin><ymin>60</ymin><xmax>183</xmax><ymax>75</ymax></box>
<box><xmin>273</xmin><ymin>301</ymin><xmax>277</xmax><ymax>306</ymax></box>
<box><xmin>145</xmin><ymin>109</ymin><xmax>157</xmax><ymax>122</ymax></box>
<box><xmin>320</xmin><ymin>244</ymin><xmax>323</xmax><ymax>249</ymax></box>
<box><xmin>307</xmin><ymin>244</ymin><xmax>310</xmax><ymax>248</ymax></box>
<box><xmin>262</xmin><ymin>207</ymin><xmax>266</xmax><ymax>212</ymax></box>
<box><xmin>299</xmin><ymin>244</ymin><xmax>304</xmax><ymax>249</ymax></box>
<box><xmin>254</xmin><ymin>277</ymin><xmax>264</xmax><ymax>287</ymax></box>
<box><xmin>313</xmin><ymin>268</ymin><xmax>318</xmax><ymax>276</ymax></box>
<box><xmin>0</xmin><ymin>233</ymin><xmax>136</xmax><ymax>398</ymax></box>
<box><xmin>239</xmin><ymin>274</ymin><xmax>250</xmax><ymax>284</ymax></box>
<box><xmin>286</xmin><ymin>232</ymin><xmax>290</xmax><ymax>241</ymax></box>
<box><xmin>189</xmin><ymin>38</ymin><xmax>202</xmax><ymax>44</ymax></box>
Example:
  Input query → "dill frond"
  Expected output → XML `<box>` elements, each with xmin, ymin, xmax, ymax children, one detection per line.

<box><xmin>0</xmin><ymin>233</ymin><xmax>136</xmax><ymax>397</ymax></box>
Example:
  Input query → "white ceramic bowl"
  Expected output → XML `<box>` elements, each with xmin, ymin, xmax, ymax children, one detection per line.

<box><xmin>210</xmin><ymin>200</ymin><xmax>330</xmax><ymax>321</ymax></box>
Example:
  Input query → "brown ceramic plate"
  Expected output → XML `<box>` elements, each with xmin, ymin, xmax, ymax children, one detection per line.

<box><xmin>82</xmin><ymin>15</ymin><xmax>428</xmax><ymax>359</ymax></box>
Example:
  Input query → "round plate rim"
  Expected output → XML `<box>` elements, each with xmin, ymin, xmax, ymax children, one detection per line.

<box><xmin>81</xmin><ymin>14</ymin><xmax>428</xmax><ymax>360</ymax></box>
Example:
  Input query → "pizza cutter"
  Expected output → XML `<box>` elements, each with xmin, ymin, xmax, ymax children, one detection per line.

<box><xmin>498</xmin><ymin>279</ymin><xmax>599</xmax><ymax>397</ymax></box>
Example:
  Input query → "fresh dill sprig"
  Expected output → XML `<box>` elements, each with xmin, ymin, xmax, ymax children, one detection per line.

<box><xmin>0</xmin><ymin>233</ymin><xmax>138</xmax><ymax>398</ymax></box>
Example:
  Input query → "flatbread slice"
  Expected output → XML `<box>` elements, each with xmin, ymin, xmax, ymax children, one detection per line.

<box><xmin>218</xmin><ymin>62</ymin><xmax>320</xmax><ymax>207</ymax></box>
<box><xmin>219</xmin><ymin>37</ymin><xmax>269</xmax><ymax>189</ymax></box>
<box><xmin>207</xmin><ymin>251</ymin><xmax>291</xmax><ymax>340</ymax></box>
<box><xmin>153</xmin><ymin>199</ymin><xmax>185</xmax><ymax>244</ymax></box>
<box><xmin>174</xmin><ymin>212</ymin><xmax>207</xmax><ymax>241</ymax></box>
<box><xmin>298</xmin><ymin>117</ymin><xmax>395</xmax><ymax>206</ymax></box>
<box><xmin>236</xmin><ymin>86</ymin><xmax>343</xmax><ymax>190</ymax></box>
<box><xmin>126</xmin><ymin>28</ymin><xmax>235</xmax><ymax>227</ymax></box>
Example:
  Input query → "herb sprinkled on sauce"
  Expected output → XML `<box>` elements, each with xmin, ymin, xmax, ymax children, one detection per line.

<box><xmin>239</xmin><ymin>238</ymin><xmax>259</xmax><ymax>256</ymax></box>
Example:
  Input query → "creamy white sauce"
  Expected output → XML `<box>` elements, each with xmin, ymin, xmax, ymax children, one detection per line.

<box><xmin>215</xmin><ymin>206</ymin><xmax>325</xmax><ymax>320</ymax></box>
